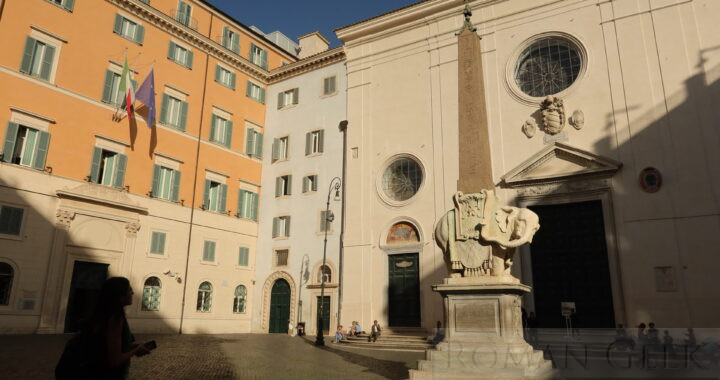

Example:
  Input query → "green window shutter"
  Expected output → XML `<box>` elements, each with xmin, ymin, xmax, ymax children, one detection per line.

<box><xmin>260</xmin><ymin>49</ymin><xmax>268</xmax><ymax>70</ymax></box>
<box><xmin>231</xmin><ymin>35</ymin><xmax>240</xmax><ymax>54</ymax></box>
<box><xmin>102</xmin><ymin>70</ymin><xmax>115</xmax><ymax>103</ymax></box>
<box><xmin>135</xmin><ymin>25</ymin><xmax>145</xmax><ymax>44</ymax></box>
<box><xmin>202</xmin><ymin>180</ymin><xmax>211</xmax><ymax>209</ymax></box>
<box><xmin>219</xmin><ymin>184</ymin><xmax>227</xmax><ymax>213</ymax></box>
<box><xmin>113</xmin><ymin>14</ymin><xmax>123</xmax><ymax>35</ymax></box>
<box><xmin>245</xmin><ymin>128</ymin><xmax>255</xmax><ymax>156</ymax></box>
<box><xmin>113</xmin><ymin>154</ymin><xmax>127</xmax><ymax>189</ymax></box>
<box><xmin>311</xmin><ymin>175</ymin><xmax>318</xmax><ymax>191</ymax></box>
<box><xmin>272</xmin><ymin>217</ymin><xmax>279</xmax><ymax>238</ymax></box>
<box><xmin>149</xmin><ymin>232</ymin><xmax>158</xmax><ymax>253</ymax></box>
<box><xmin>305</xmin><ymin>132</ymin><xmax>311</xmax><ymax>155</ymax></box>
<box><xmin>158</xmin><ymin>233</ymin><xmax>166</xmax><ymax>254</ymax></box>
<box><xmin>151</xmin><ymin>164</ymin><xmax>161</xmax><ymax>197</ymax></box>
<box><xmin>64</xmin><ymin>0</ymin><xmax>75</xmax><ymax>11</ymax></box>
<box><xmin>255</xmin><ymin>132</ymin><xmax>263</xmax><ymax>158</ymax></box>
<box><xmin>89</xmin><ymin>147</ymin><xmax>102</xmax><ymax>183</ymax></box>
<box><xmin>271</xmin><ymin>138</ymin><xmax>279</xmax><ymax>161</ymax></box>
<box><xmin>293</xmin><ymin>88</ymin><xmax>299</xmax><ymax>105</ymax></box>
<box><xmin>20</xmin><ymin>37</ymin><xmax>35</xmax><ymax>74</ymax></box>
<box><xmin>209</xmin><ymin>114</ymin><xmax>217</xmax><ymax>142</ymax></box>
<box><xmin>214</xmin><ymin>65</ymin><xmax>221</xmax><ymax>83</ymax></box>
<box><xmin>245</xmin><ymin>81</ymin><xmax>252</xmax><ymax>97</ymax></box>
<box><xmin>203</xmin><ymin>241</ymin><xmax>214</xmax><ymax>261</ymax></box>
<box><xmin>302</xmin><ymin>176</ymin><xmax>308</xmax><ymax>193</ymax></box>
<box><xmin>318</xmin><ymin>129</ymin><xmax>325</xmax><ymax>153</ymax></box>
<box><xmin>229</xmin><ymin>72</ymin><xmax>236</xmax><ymax>90</ymax></box>
<box><xmin>222</xmin><ymin>27</ymin><xmax>229</xmax><ymax>48</ymax></box>
<box><xmin>277</xmin><ymin>92</ymin><xmax>283</xmax><ymax>109</ymax></box>
<box><xmin>225</xmin><ymin>120</ymin><xmax>233</xmax><ymax>148</ymax></box>
<box><xmin>275</xmin><ymin>177</ymin><xmax>282</xmax><ymax>197</ymax></box>
<box><xmin>249</xmin><ymin>43</ymin><xmax>256</xmax><ymax>62</ymax></box>
<box><xmin>186</xmin><ymin>49</ymin><xmax>193</xmax><ymax>69</ymax></box>
<box><xmin>167</xmin><ymin>41</ymin><xmax>176</xmax><ymax>61</ymax></box>
<box><xmin>178</xmin><ymin>101</ymin><xmax>188</xmax><ymax>131</ymax></box>
<box><xmin>171</xmin><ymin>170</ymin><xmax>181</xmax><ymax>202</ymax></box>
<box><xmin>259</xmin><ymin>87</ymin><xmax>265</xmax><ymax>104</ymax></box>
<box><xmin>251</xmin><ymin>192</ymin><xmax>258</xmax><ymax>221</ymax></box>
<box><xmin>239</xmin><ymin>247</ymin><xmax>249</xmax><ymax>266</ymax></box>
<box><xmin>2</xmin><ymin>122</ymin><xmax>19</xmax><ymax>163</ymax></box>
<box><xmin>39</xmin><ymin>45</ymin><xmax>55</xmax><ymax>81</ymax></box>
<box><xmin>32</xmin><ymin>131</ymin><xmax>50</xmax><ymax>170</ymax></box>
<box><xmin>285</xmin><ymin>216</ymin><xmax>291</xmax><ymax>237</ymax></box>
<box><xmin>236</xmin><ymin>189</ymin><xmax>245</xmax><ymax>217</ymax></box>
<box><xmin>160</xmin><ymin>94</ymin><xmax>169</xmax><ymax>124</ymax></box>
<box><xmin>286</xmin><ymin>175</ymin><xmax>292</xmax><ymax>195</ymax></box>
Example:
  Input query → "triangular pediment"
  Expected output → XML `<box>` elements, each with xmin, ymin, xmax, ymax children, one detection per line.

<box><xmin>501</xmin><ymin>142</ymin><xmax>622</xmax><ymax>186</ymax></box>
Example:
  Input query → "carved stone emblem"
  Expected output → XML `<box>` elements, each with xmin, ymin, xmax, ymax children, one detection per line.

<box><xmin>569</xmin><ymin>109</ymin><xmax>584</xmax><ymax>130</ymax></box>
<box><xmin>125</xmin><ymin>221</ymin><xmax>141</xmax><ymax>237</ymax></box>
<box><xmin>540</xmin><ymin>96</ymin><xmax>565</xmax><ymax>135</ymax></box>
<box><xmin>522</xmin><ymin>118</ymin><xmax>537</xmax><ymax>138</ymax></box>
<box><xmin>56</xmin><ymin>209</ymin><xmax>76</xmax><ymax>228</ymax></box>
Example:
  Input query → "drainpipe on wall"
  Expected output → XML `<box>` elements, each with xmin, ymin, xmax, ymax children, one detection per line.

<box><xmin>178</xmin><ymin>14</ymin><xmax>213</xmax><ymax>334</ymax></box>
<box><xmin>336</xmin><ymin>120</ymin><xmax>348</xmax><ymax>328</ymax></box>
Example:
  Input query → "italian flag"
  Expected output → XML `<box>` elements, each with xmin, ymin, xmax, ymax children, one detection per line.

<box><xmin>118</xmin><ymin>55</ymin><xmax>135</xmax><ymax>119</ymax></box>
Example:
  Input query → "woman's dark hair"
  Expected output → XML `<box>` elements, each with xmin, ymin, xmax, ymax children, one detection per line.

<box><xmin>87</xmin><ymin>277</ymin><xmax>130</xmax><ymax>333</ymax></box>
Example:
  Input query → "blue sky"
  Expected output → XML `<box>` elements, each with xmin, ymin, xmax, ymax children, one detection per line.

<box><xmin>206</xmin><ymin>0</ymin><xmax>422</xmax><ymax>47</ymax></box>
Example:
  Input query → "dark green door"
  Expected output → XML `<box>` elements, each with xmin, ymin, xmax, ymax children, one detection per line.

<box><xmin>64</xmin><ymin>261</ymin><xmax>109</xmax><ymax>333</ymax></box>
<box><xmin>528</xmin><ymin>201</ymin><xmax>615</xmax><ymax>328</ymax></box>
<box><xmin>269</xmin><ymin>279</ymin><xmax>290</xmax><ymax>333</ymax></box>
<box><xmin>316</xmin><ymin>296</ymin><xmax>330</xmax><ymax>334</ymax></box>
<box><xmin>388</xmin><ymin>253</ymin><xmax>420</xmax><ymax>327</ymax></box>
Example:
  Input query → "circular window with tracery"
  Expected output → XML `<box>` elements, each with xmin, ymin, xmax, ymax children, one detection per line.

<box><xmin>381</xmin><ymin>156</ymin><xmax>423</xmax><ymax>202</ymax></box>
<box><xmin>514</xmin><ymin>36</ymin><xmax>583</xmax><ymax>98</ymax></box>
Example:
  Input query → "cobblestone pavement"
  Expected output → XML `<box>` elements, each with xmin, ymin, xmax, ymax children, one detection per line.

<box><xmin>0</xmin><ymin>334</ymin><xmax>423</xmax><ymax>380</ymax></box>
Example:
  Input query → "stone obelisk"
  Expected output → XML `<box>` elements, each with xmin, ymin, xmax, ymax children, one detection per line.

<box><xmin>410</xmin><ymin>2</ymin><xmax>552</xmax><ymax>379</ymax></box>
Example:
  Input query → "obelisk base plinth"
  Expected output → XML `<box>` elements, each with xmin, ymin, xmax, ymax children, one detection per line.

<box><xmin>409</xmin><ymin>281</ymin><xmax>554</xmax><ymax>379</ymax></box>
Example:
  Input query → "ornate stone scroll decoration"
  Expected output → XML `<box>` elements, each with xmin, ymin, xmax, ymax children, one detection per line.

<box><xmin>540</xmin><ymin>95</ymin><xmax>565</xmax><ymax>135</ymax></box>
<box><xmin>569</xmin><ymin>109</ymin><xmax>584</xmax><ymax>130</ymax></box>
<box><xmin>125</xmin><ymin>221</ymin><xmax>141</xmax><ymax>237</ymax></box>
<box><xmin>434</xmin><ymin>190</ymin><xmax>540</xmax><ymax>281</ymax></box>
<box><xmin>55</xmin><ymin>209</ymin><xmax>76</xmax><ymax>229</ymax></box>
<box><xmin>522</xmin><ymin>118</ymin><xmax>537</xmax><ymax>138</ymax></box>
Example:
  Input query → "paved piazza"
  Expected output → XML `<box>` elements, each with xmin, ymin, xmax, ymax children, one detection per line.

<box><xmin>0</xmin><ymin>334</ymin><xmax>422</xmax><ymax>379</ymax></box>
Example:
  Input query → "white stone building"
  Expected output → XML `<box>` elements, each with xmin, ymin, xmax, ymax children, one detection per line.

<box><xmin>252</xmin><ymin>33</ymin><xmax>347</xmax><ymax>334</ymax></box>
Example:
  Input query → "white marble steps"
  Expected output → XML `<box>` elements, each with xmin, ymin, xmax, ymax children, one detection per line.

<box><xmin>339</xmin><ymin>327</ymin><xmax>432</xmax><ymax>352</ymax></box>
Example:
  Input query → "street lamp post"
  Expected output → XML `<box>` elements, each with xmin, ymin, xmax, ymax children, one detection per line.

<box><xmin>316</xmin><ymin>177</ymin><xmax>341</xmax><ymax>346</ymax></box>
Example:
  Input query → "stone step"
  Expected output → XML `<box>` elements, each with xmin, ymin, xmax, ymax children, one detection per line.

<box><xmin>339</xmin><ymin>340</ymin><xmax>432</xmax><ymax>352</ymax></box>
<box><xmin>343</xmin><ymin>338</ymin><xmax>432</xmax><ymax>348</ymax></box>
<box><xmin>347</xmin><ymin>334</ymin><xmax>428</xmax><ymax>343</ymax></box>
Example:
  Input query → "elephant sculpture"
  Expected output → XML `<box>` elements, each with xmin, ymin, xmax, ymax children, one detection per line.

<box><xmin>434</xmin><ymin>190</ymin><xmax>540</xmax><ymax>280</ymax></box>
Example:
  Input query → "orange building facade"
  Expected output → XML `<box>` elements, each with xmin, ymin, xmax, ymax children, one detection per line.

<box><xmin>0</xmin><ymin>0</ymin><xmax>296</xmax><ymax>333</ymax></box>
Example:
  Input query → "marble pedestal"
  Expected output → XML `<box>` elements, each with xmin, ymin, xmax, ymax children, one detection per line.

<box><xmin>410</xmin><ymin>279</ymin><xmax>554</xmax><ymax>379</ymax></box>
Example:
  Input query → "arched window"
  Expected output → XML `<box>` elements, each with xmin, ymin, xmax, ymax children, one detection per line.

<box><xmin>196</xmin><ymin>281</ymin><xmax>212</xmax><ymax>312</ymax></box>
<box><xmin>0</xmin><ymin>263</ymin><xmax>13</xmax><ymax>305</ymax></box>
<box><xmin>141</xmin><ymin>276</ymin><xmax>161</xmax><ymax>311</ymax></box>
<box><xmin>233</xmin><ymin>285</ymin><xmax>247</xmax><ymax>313</ymax></box>
<box><xmin>317</xmin><ymin>265</ymin><xmax>331</xmax><ymax>284</ymax></box>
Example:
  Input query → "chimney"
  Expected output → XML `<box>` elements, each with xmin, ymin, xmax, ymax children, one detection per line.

<box><xmin>297</xmin><ymin>31</ymin><xmax>330</xmax><ymax>59</ymax></box>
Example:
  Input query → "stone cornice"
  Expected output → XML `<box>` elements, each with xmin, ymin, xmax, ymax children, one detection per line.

<box><xmin>267</xmin><ymin>47</ymin><xmax>346</xmax><ymax>84</ymax></box>
<box><xmin>107</xmin><ymin>0</ymin><xmax>271</xmax><ymax>83</ymax></box>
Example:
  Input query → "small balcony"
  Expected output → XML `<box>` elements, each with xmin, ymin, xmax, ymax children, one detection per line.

<box><xmin>171</xmin><ymin>8</ymin><xmax>198</xmax><ymax>31</ymax></box>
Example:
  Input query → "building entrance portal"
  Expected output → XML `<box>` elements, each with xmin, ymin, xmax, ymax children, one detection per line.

<box><xmin>64</xmin><ymin>261</ymin><xmax>109</xmax><ymax>333</ymax></box>
<box><xmin>528</xmin><ymin>200</ymin><xmax>615</xmax><ymax>328</ymax></box>
<box><xmin>269</xmin><ymin>279</ymin><xmax>291</xmax><ymax>333</ymax></box>
<box><xmin>388</xmin><ymin>253</ymin><xmax>420</xmax><ymax>327</ymax></box>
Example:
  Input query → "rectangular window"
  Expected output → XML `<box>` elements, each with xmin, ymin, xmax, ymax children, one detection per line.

<box><xmin>271</xmin><ymin>136</ymin><xmax>288</xmax><ymax>162</ymax></box>
<box><xmin>151</xmin><ymin>165</ymin><xmax>181</xmax><ymax>201</ymax></box>
<box><xmin>2</xmin><ymin>122</ymin><xmax>50</xmax><ymax>171</ymax></box>
<box><xmin>203</xmin><ymin>179</ymin><xmax>227</xmax><ymax>213</ymax></box>
<box><xmin>246</xmin><ymin>81</ymin><xmax>265</xmax><ymax>103</ymax></box>
<box><xmin>112</xmin><ymin>14</ymin><xmax>145</xmax><ymax>44</ymax></box>
<box><xmin>101</xmin><ymin>70</ymin><xmax>137</xmax><ymax>106</ymax></box>
<box><xmin>249</xmin><ymin>43</ymin><xmax>268</xmax><ymax>69</ymax></box>
<box><xmin>149</xmin><ymin>231</ymin><xmax>166</xmax><ymax>255</ymax></box>
<box><xmin>19</xmin><ymin>37</ymin><xmax>56</xmax><ymax>82</ymax></box>
<box><xmin>0</xmin><ymin>205</ymin><xmax>24</xmax><ymax>236</ymax></box>
<box><xmin>236</xmin><ymin>190</ymin><xmax>258</xmax><ymax>220</ymax></box>
<box><xmin>305</xmin><ymin>130</ymin><xmax>324</xmax><ymax>155</ymax></box>
<box><xmin>272</xmin><ymin>216</ymin><xmax>291</xmax><ymax>238</ymax></box>
<box><xmin>159</xmin><ymin>94</ymin><xmax>188</xmax><ymax>131</ymax></box>
<box><xmin>202</xmin><ymin>240</ymin><xmax>216</xmax><ymax>262</ymax></box>
<box><xmin>222</xmin><ymin>27</ymin><xmax>240</xmax><ymax>54</ymax></box>
<box><xmin>275</xmin><ymin>249</ymin><xmax>289</xmax><ymax>266</ymax></box>
<box><xmin>47</xmin><ymin>0</ymin><xmax>74</xmax><ymax>11</ymax></box>
<box><xmin>302</xmin><ymin>175</ymin><xmax>318</xmax><ymax>193</ymax></box>
<box><xmin>238</xmin><ymin>247</ymin><xmax>249</xmax><ymax>266</ymax></box>
<box><xmin>323</xmin><ymin>76</ymin><xmax>337</xmax><ymax>95</ymax></box>
<box><xmin>167</xmin><ymin>41</ymin><xmax>193</xmax><ymax>69</ymax></box>
<box><xmin>275</xmin><ymin>175</ymin><xmax>292</xmax><ymax>197</ymax></box>
<box><xmin>214</xmin><ymin>65</ymin><xmax>236</xmax><ymax>90</ymax></box>
<box><xmin>89</xmin><ymin>147</ymin><xmax>127</xmax><ymax>189</ymax></box>
<box><xmin>176</xmin><ymin>1</ymin><xmax>192</xmax><ymax>26</ymax></box>
<box><xmin>244</xmin><ymin>128</ymin><xmax>263</xmax><ymax>158</ymax></box>
<box><xmin>209</xmin><ymin>115</ymin><xmax>233</xmax><ymax>148</ymax></box>
<box><xmin>320</xmin><ymin>210</ymin><xmax>332</xmax><ymax>233</ymax></box>
<box><xmin>277</xmin><ymin>88</ymin><xmax>299</xmax><ymax>109</ymax></box>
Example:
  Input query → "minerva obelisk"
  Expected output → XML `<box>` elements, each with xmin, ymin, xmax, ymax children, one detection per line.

<box><xmin>410</xmin><ymin>2</ymin><xmax>552</xmax><ymax>379</ymax></box>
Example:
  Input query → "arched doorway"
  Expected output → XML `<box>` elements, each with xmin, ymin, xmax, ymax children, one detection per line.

<box><xmin>269</xmin><ymin>279</ymin><xmax>291</xmax><ymax>333</ymax></box>
<box><xmin>385</xmin><ymin>221</ymin><xmax>421</xmax><ymax>327</ymax></box>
